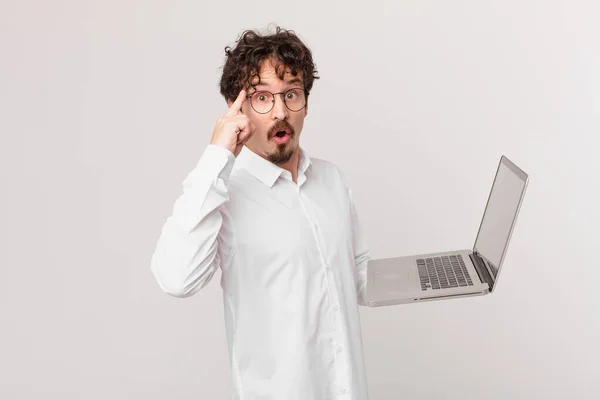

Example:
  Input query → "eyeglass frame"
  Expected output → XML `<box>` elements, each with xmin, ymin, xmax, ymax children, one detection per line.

<box><xmin>245</xmin><ymin>88</ymin><xmax>309</xmax><ymax>114</ymax></box>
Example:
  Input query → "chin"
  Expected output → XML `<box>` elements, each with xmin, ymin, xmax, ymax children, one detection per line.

<box><xmin>267</xmin><ymin>143</ymin><xmax>296</xmax><ymax>165</ymax></box>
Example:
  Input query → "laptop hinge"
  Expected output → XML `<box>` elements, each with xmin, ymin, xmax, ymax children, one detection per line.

<box><xmin>470</xmin><ymin>252</ymin><xmax>495</xmax><ymax>291</ymax></box>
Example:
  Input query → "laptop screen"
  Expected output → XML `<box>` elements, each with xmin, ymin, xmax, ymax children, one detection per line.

<box><xmin>473</xmin><ymin>156</ymin><xmax>528</xmax><ymax>275</ymax></box>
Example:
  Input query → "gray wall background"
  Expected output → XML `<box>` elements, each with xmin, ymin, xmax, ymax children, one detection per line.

<box><xmin>1</xmin><ymin>0</ymin><xmax>599</xmax><ymax>399</ymax></box>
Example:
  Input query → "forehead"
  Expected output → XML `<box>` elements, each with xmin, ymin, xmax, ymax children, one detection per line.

<box><xmin>249</xmin><ymin>58</ymin><xmax>303</xmax><ymax>88</ymax></box>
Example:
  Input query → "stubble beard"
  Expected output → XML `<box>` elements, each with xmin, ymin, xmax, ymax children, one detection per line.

<box><xmin>267</xmin><ymin>142</ymin><xmax>296</xmax><ymax>165</ymax></box>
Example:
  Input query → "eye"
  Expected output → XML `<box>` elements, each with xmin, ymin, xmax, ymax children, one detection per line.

<box><xmin>253</xmin><ymin>92</ymin><xmax>271</xmax><ymax>103</ymax></box>
<box><xmin>286</xmin><ymin>90</ymin><xmax>299</xmax><ymax>100</ymax></box>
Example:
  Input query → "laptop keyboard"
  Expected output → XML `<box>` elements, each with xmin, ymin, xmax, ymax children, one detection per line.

<box><xmin>417</xmin><ymin>254</ymin><xmax>474</xmax><ymax>291</ymax></box>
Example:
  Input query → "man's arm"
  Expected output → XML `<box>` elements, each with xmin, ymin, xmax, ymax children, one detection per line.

<box><xmin>150</xmin><ymin>145</ymin><xmax>236</xmax><ymax>298</ymax></box>
<box><xmin>337</xmin><ymin>167</ymin><xmax>371</xmax><ymax>306</ymax></box>
<box><xmin>348</xmin><ymin>186</ymin><xmax>371</xmax><ymax>306</ymax></box>
<box><xmin>151</xmin><ymin>90</ymin><xmax>252</xmax><ymax>298</ymax></box>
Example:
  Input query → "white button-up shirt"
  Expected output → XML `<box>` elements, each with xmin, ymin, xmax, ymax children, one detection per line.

<box><xmin>151</xmin><ymin>144</ymin><xmax>371</xmax><ymax>399</ymax></box>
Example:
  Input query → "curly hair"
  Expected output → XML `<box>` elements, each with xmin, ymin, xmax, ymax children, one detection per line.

<box><xmin>219</xmin><ymin>26</ymin><xmax>319</xmax><ymax>103</ymax></box>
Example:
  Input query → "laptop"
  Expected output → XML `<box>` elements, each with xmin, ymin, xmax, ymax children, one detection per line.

<box><xmin>366</xmin><ymin>155</ymin><xmax>529</xmax><ymax>307</ymax></box>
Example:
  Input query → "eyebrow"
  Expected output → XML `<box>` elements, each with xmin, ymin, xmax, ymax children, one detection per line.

<box><xmin>253</xmin><ymin>77</ymin><xmax>304</xmax><ymax>89</ymax></box>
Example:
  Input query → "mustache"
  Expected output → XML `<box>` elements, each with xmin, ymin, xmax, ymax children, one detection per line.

<box><xmin>267</xmin><ymin>120</ymin><xmax>295</xmax><ymax>138</ymax></box>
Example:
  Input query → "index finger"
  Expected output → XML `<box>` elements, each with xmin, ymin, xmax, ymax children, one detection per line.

<box><xmin>225</xmin><ymin>89</ymin><xmax>247</xmax><ymax>116</ymax></box>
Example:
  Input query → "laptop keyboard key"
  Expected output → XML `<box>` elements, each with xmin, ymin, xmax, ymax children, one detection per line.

<box><xmin>418</xmin><ymin>254</ymin><xmax>474</xmax><ymax>291</ymax></box>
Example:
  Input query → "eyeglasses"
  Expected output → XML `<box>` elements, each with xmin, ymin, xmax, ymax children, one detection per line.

<box><xmin>246</xmin><ymin>88</ymin><xmax>308</xmax><ymax>114</ymax></box>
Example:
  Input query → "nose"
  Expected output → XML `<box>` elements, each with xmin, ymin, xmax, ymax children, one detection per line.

<box><xmin>270</xmin><ymin>93</ymin><xmax>289</xmax><ymax>121</ymax></box>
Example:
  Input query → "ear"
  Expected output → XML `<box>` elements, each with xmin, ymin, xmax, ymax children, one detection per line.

<box><xmin>304</xmin><ymin>102</ymin><xmax>308</xmax><ymax>117</ymax></box>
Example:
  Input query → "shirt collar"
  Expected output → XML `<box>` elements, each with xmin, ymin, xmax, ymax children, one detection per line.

<box><xmin>236</xmin><ymin>145</ymin><xmax>312</xmax><ymax>188</ymax></box>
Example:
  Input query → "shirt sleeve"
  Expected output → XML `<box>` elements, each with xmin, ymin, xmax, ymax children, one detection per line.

<box><xmin>336</xmin><ymin>167</ymin><xmax>372</xmax><ymax>307</ymax></box>
<box><xmin>348</xmin><ymin>186</ymin><xmax>371</xmax><ymax>306</ymax></box>
<box><xmin>150</xmin><ymin>144</ymin><xmax>236</xmax><ymax>298</ymax></box>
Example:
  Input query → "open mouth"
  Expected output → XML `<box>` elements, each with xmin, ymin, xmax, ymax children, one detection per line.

<box><xmin>272</xmin><ymin>130</ymin><xmax>291</xmax><ymax>144</ymax></box>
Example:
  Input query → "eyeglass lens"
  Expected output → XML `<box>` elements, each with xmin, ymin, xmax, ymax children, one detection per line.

<box><xmin>250</xmin><ymin>89</ymin><xmax>306</xmax><ymax>113</ymax></box>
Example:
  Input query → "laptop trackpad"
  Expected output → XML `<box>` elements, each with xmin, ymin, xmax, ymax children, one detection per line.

<box><xmin>374</xmin><ymin>268</ymin><xmax>415</xmax><ymax>291</ymax></box>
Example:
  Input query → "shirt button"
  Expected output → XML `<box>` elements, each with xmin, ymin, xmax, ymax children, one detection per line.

<box><xmin>340</xmin><ymin>388</ymin><xmax>347</xmax><ymax>394</ymax></box>
<box><xmin>336</xmin><ymin>346</ymin><xmax>343</xmax><ymax>353</ymax></box>
<box><xmin>334</xmin><ymin>304</ymin><xmax>340</xmax><ymax>311</ymax></box>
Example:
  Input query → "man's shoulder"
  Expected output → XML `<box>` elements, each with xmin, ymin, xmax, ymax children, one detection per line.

<box><xmin>308</xmin><ymin>156</ymin><xmax>351</xmax><ymax>190</ymax></box>
<box><xmin>310</xmin><ymin>157</ymin><xmax>342</xmax><ymax>179</ymax></box>
<box><xmin>308</xmin><ymin>156</ymin><xmax>342</xmax><ymax>176</ymax></box>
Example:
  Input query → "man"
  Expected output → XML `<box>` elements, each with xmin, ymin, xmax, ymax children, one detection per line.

<box><xmin>151</xmin><ymin>26</ymin><xmax>371</xmax><ymax>399</ymax></box>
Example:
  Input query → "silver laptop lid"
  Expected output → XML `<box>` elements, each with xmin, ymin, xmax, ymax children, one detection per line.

<box><xmin>473</xmin><ymin>156</ymin><xmax>529</xmax><ymax>292</ymax></box>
